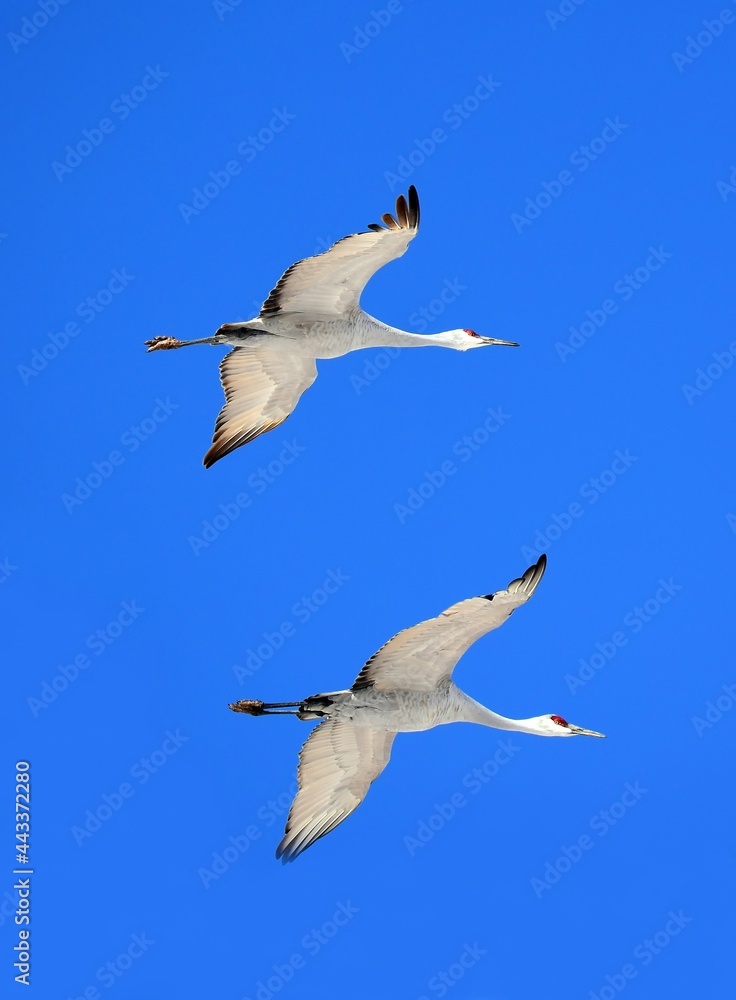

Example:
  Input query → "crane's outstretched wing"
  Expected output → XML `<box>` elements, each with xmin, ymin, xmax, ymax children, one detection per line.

<box><xmin>260</xmin><ymin>186</ymin><xmax>420</xmax><ymax>320</ymax></box>
<box><xmin>277</xmin><ymin>720</ymin><xmax>395</xmax><ymax>863</ymax></box>
<box><xmin>352</xmin><ymin>555</ymin><xmax>547</xmax><ymax>693</ymax></box>
<box><xmin>203</xmin><ymin>343</ymin><xmax>316</xmax><ymax>467</ymax></box>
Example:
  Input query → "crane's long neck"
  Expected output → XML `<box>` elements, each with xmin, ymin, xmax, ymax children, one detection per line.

<box><xmin>360</xmin><ymin>316</ymin><xmax>459</xmax><ymax>350</ymax></box>
<box><xmin>456</xmin><ymin>693</ymin><xmax>545</xmax><ymax>736</ymax></box>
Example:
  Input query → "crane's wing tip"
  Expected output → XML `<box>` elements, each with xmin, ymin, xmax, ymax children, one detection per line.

<box><xmin>524</xmin><ymin>553</ymin><xmax>547</xmax><ymax>586</ymax></box>
<box><xmin>495</xmin><ymin>553</ymin><xmax>547</xmax><ymax>600</ymax></box>
<box><xmin>368</xmin><ymin>187</ymin><xmax>420</xmax><ymax>234</ymax></box>
<box><xmin>527</xmin><ymin>554</ymin><xmax>547</xmax><ymax>591</ymax></box>
<box><xmin>275</xmin><ymin>843</ymin><xmax>297</xmax><ymax>863</ymax></box>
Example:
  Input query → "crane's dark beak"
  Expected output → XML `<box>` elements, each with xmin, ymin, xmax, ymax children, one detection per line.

<box><xmin>480</xmin><ymin>337</ymin><xmax>520</xmax><ymax>347</ymax></box>
<box><xmin>568</xmin><ymin>724</ymin><xmax>606</xmax><ymax>738</ymax></box>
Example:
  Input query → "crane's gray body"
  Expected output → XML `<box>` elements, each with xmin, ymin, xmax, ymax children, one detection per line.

<box><xmin>215</xmin><ymin>312</ymin><xmax>452</xmax><ymax>360</ymax></box>
<box><xmin>296</xmin><ymin>681</ymin><xmax>481</xmax><ymax>733</ymax></box>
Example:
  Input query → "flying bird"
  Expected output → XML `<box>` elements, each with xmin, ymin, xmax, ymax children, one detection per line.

<box><xmin>145</xmin><ymin>186</ymin><xmax>518</xmax><ymax>467</ymax></box>
<box><xmin>229</xmin><ymin>554</ymin><xmax>605</xmax><ymax>862</ymax></box>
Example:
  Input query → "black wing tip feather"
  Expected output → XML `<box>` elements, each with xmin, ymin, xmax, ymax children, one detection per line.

<box><xmin>276</xmin><ymin>812</ymin><xmax>344</xmax><ymax>863</ymax></box>
<box><xmin>276</xmin><ymin>833</ymin><xmax>315</xmax><ymax>864</ymax></box>
<box><xmin>529</xmin><ymin>552</ymin><xmax>547</xmax><ymax>576</ymax></box>
<box><xmin>368</xmin><ymin>186</ymin><xmax>420</xmax><ymax>234</ymax></box>
<box><xmin>510</xmin><ymin>553</ymin><xmax>547</xmax><ymax>595</ymax></box>
<box><xmin>483</xmin><ymin>553</ymin><xmax>547</xmax><ymax>601</ymax></box>
<box><xmin>202</xmin><ymin>423</ymin><xmax>274</xmax><ymax>468</ymax></box>
<box><xmin>408</xmin><ymin>184</ymin><xmax>420</xmax><ymax>227</ymax></box>
<box><xmin>275</xmin><ymin>841</ymin><xmax>294</xmax><ymax>863</ymax></box>
<box><xmin>203</xmin><ymin>418</ymin><xmax>274</xmax><ymax>467</ymax></box>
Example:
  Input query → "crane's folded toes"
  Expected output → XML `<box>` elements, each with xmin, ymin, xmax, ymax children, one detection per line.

<box><xmin>144</xmin><ymin>336</ymin><xmax>182</xmax><ymax>352</ymax></box>
<box><xmin>228</xmin><ymin>699</ymin><xmax>265</xmax><ymax>715</ymax></box>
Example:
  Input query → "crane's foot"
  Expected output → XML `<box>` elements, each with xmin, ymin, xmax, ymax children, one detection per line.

<box><xmin>145</xmin><ymin>335</ymin><xmax>183</xmax><ymax>352</ymax></box>
<box><xmin>229</xmin><ymin>699</ymin><xmax>266</xmax><ymax>715</ymax></box>
<box><xmin>229</xmin><ymin>699</ymin><xmax>303</xmax><ymax>716</ymax></box>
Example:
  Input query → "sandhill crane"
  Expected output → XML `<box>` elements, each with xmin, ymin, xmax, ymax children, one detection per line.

<box><xmin>145</xmin><ymin>186</ymin><xmax>518</xmax><ymax>467</ymax></box>
<box><xmin>229</xmin><ymin>555</ymin><xmax>605</xmax><ymax>862</ymax></box>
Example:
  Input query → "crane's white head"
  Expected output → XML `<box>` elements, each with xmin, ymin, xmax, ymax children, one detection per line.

<box><xmin>444</xmin><ymin>329</ymin><xmax>520</xmax><ymax>351</ymax></box>
<box><xmin>535</xmin><ymin>714</ymin><xmax>606</xmax><ymax>738</ymax></box>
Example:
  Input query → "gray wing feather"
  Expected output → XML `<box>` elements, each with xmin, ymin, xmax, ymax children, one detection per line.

<box><xmin>203</xmin><ymin>343</ymin><xmax>317</xmax><ymax>466</ymax></box>
<box><xmin>276</xmin><ymin>720</ymin><xmax>395</xmax><ymax>862</ymax></box>
<box><xmin>352</xmin><ymin>555</ymin><xmax>547</xmax><ymax>693</ymax></box>
<box><xmin>260</xmin><ymin>187</ymin><xmax>420</xmax><ymax>320</ymax></box>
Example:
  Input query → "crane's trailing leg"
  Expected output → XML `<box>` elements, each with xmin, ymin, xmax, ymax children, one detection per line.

<box><xmin>229</xmin><ymin>699</ymin><xmax>303</xmax><ymax>716</ymax></box>
<box><xmin>145</xmin><ymin>335</ymin><xmax>221</xmax><ymax>353</ymax></box>
<box><xmin>229</xmin><ymin>695</ymin><xmax>339</xmax><ymax>720</ymax></box>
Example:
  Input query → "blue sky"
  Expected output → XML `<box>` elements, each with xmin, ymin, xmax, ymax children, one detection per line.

<box><xmin>3</xmin><ymin>1</ymin><xmax>735</xmax><ymax>997</ymax></box>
